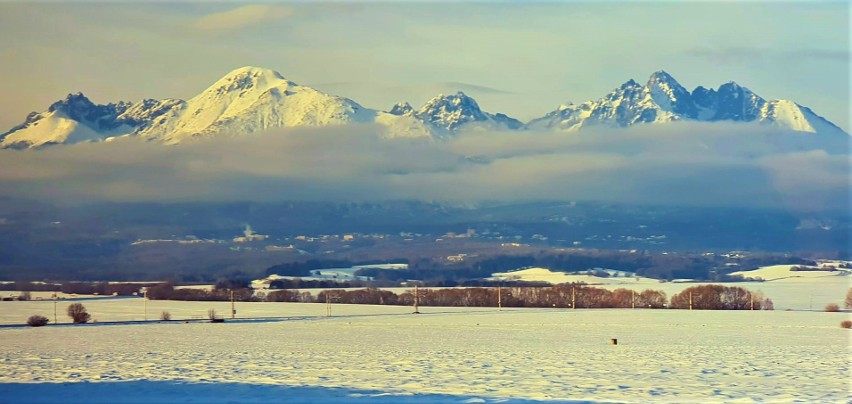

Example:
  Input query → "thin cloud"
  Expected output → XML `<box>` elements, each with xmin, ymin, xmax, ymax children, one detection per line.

<box><xmin>687</xmin><ymin>47</ymin><xmax>850</xmax><ymax>66</ymax></box>
<box><xmin>194</xmin><ymin>5</ymin><xmax>294</xmax><ymax>33</ymax></box>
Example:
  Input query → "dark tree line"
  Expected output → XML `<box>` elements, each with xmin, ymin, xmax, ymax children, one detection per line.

<box><xmin>307</xmin><ymin>285</ymin><xmax>766</xmax><ymax>310</ymax></box>
<box><xmin>0</xmin><ymin>281</ymin><xmax>157</xmax><ymax>296</ymax></box>
<box><xmin>262</xmin><ymin>285</ymin><xmax>669</xmax><ymax>309</ymax></box>
<box><xmin>669</xmin><ymin>285</ymin><xmax>773</xmax><ymax>310</ymax></box>
<box><xmin>145</xmin><ymin>283</ymin><xmax>254</xmax><ymax>302</ymax></box>
<box><xmin>146</xmin><ymin>282</ymin><xmax>772</xmax><ymax>311</ymax></box>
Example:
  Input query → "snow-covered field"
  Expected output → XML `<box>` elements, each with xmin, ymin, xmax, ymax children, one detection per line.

<box><xmin>1</xmin><ymin>298</ymin><xmax>850</xmax><ymax>403</ymax></box>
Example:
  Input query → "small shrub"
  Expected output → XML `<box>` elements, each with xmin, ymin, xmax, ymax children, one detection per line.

<box><xmin>207</xmin><ymin>308</ymin><xmax>218</xmax><ymax>320</ymax></box>
<box><xmin>27</xmin><ymin>315</ymin><xmax>49</xmax><ymax>327</ymax></box>
<box><xmin>845</xmin><ymin>288</ymin><xmax>852</xmax><ymax>309</ymax></box>
<box><xmin>66</xmin><ymin>303</ymin><xmax>91</xmax><ymax>324</ymax></box>
<box><xmin>841</xmin><ymin>320</ymin><xmax>852</xmax><ymax>329</ymax></box>
<box><xmin>825</xmin><ymin>303</ymin><xmax>840</xmax><ymax>312</ymax></box>
<box><xmin>160</xmin><ymin>311</ymin><xmax>171</xmax><ymax>321</ymax></box>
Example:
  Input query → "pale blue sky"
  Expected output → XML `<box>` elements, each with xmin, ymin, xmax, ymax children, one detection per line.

<box><xmin>0</xmin><ymin>1</ymin><xmax>848</xmax><ymax>131</ymax></box>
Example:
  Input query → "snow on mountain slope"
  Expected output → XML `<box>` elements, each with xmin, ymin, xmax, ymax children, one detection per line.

<box><xmin>136</xmin><ymin>66</ymin><xmax>376</xmax><ymax>144</ymax></box>
<box><xmin>412</xmin><ymin>91</ymin><xmax>523</xmax><ymax>135</ymax></box>
<box><xmin>646</xmin><ymin>70</ymin><xmax>696</xmax><ymax>117</ymax></box>
<box><xmin>758</xmin><ymin>99</ymin><xmax>848</xmax><ymax>138</ymax></box>
<box><xmin>2</xmin><ymin>68</ymin><xmax>847</xmax><ymax>149</ymax></box>
<box><xmin>0</xmin><ymin>93</ymin><xmax>136</xmax><ymax>149</ymax></box>
<box><xmin>530</xmin><ymin>71</ymin><xmax>848</xmax><ymax>138</ymax></box>
<box><xmin>373</xmin><ymin>112</ymin><xmax>434</xmax><ymax>139</ymax></box>
<box><xmin>118</xmin><ymin>98</ymin><xmax>186</xmax><ymax>128</ymax></box>
<box><xmin>527</xmin><ymin>76</ymin><xmax>680</xmax><ymax>131</ymax></box>
<box><xmin>415</xmin><ymin>92</ymin><xmax>491</xmax><ymax>131</ymax></box>
<box><xmin>0</xmin><ymin>110</ymin><xmax>130</xmax><ymax>149</ymax></box>
<box><xmin>384</xmin><ymin>92</ymin><xmax>523</xmax><ymax>139</ymax></box>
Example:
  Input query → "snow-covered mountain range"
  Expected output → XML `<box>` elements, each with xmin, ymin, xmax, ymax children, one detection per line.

<box><xmin>527</xmin><ymin>71</ymin><xmax>847</xmax><ymax>138</ymax></box>
<box><xmin>1</xmin><ymin>67</ymin><xmax>846</xmax><ymax>149</ymax></box>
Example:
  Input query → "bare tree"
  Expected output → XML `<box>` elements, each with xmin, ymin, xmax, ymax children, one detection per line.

<box><xmin>66</xmin><ymin>303</ymin><xmax>90</xmax><ymax>323</ymax></box>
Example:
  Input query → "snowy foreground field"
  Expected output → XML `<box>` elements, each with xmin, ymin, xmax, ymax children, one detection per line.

<box><xmin>1</xmin><ymin>299</ymin><xmax>850</xmax><ymax>403</ymax></box>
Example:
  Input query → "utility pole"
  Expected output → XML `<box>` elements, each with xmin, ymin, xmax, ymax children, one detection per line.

<box><xmin>326</xmin><ymin>293</ymin><xmax>332</xmax><ymax>317</ymax></box>
<box><xmin>144</xmin><ymin>289</ymin><xmax>148</xmax><ymax>321</ymax></box>
<box><xmin>413</xmin><ymin>284</ymin><xmax>420</xmax><ymax>314</ymax></box>
<box><xmin>230</xmin><ymin>290</ymin><xmax>235</xmax><ymax>319</ymax></box>
<box><xmin>53</xmin><ymin>294</ymin><xmax>57</xmax><ymax>325</ymax></box>
<box><xmin>689</xmin><ymin>292</ymin><xmax>693</xmax><ymax>311</ymax></box>
<box><xmin>632</xmin><ymin>290</ymin><xmax>636</xmax><ymax>309</ymax></box>
<box><xmin>571</xmin><ymin>286</ymin><xmax>576</xmax><ymax>310</ymax></box>
<box><xmin>750</xmin><ymin>293</ymin><xmax>754</xmax><ymax>311</ymax></box>
<box><xmin>497</xmin><ymin>285</ymin><xmax>502</xmax><ymax>312</ymax></box>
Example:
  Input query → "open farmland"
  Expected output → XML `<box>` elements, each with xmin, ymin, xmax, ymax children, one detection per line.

<box><xmin>0</xmin><ymin>297</ymin><xmax>849</xmax><ymax>403</ymax></box>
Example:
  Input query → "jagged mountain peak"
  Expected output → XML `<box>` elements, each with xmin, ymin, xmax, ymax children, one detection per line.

<box><xmin>407</xmin><ymin>91</ymin><xmax>521</xmax><ymax>132</ymax></box>
<box><xmin>2</xmin><ymin>67</ymin><xmax>846</xmax><ymax>149</ymax></box>
<box><xmin>43</xmin><ymin>92</ymin><xmax>133</xmax><ymax>129</ymax></box>
<box><xmin>648</xmin><ymin>70</ymin><xmax>675</xmax><ymax>81</ymax></box>
<box><xmin>423</xmin><ymin>91</ymin><xmax>478</xmax><ymax>106</ymax></box>
<box><xmin>529</xmin><ymin>70</ymin><xmax>847</xmax><ymax>137</ymax></box>
<box><xmin>646</xmin><ymin>70</ymin><xmax>684</xmax><ymax>91</ymax></box>
<box><xmin>416</xmin><ymin>91</ymin><xmax>489</xmax><ymax>130</ymax></box>
<box><xmin>619</xmin><ymin>79</ymin><xmax>641</xmax><ymax>89</ymax></box>
<box><xmin>646</xmin><ymin>71</ymin><xmax>695</xmax><ymax>116</ymax></box>
<box><xmin>49</xmin><ymin>92</ymin><xmax>93</xmax><ymax>110</ymax></box>
<box><xmin>717</xmin><ymin>81</ymin><xmax>752</xmax><ymax>95</ymax></box>
<box><xmin>46</xmin><ymin>92</ymin><xmax>132</xmax><ymax>118</ymax></box>
<box><xmin>389</xmin><ymin>102</ymin><xmax>414</xmax><ymax>116</ymax></box>
<box><xmin>419</xmin><ymin>91</ymin><xmax>482</xmax><ymax>114</ymax></box>
<box><xmin>0</xmin><ymin>92</ymin><xmax>140</xmax><ymax>149</ymax></box>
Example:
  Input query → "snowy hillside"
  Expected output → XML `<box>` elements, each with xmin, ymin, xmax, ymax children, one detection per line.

<box><xmin>1</xmin><ymin>67</ymin><xmax>846</xmax><ymax>148</ymax></box>
<box><xmin>729</xmin><ymin>262</ymin><xmax>851</xmax><ymax>281</ymax></box>
<box><xmin>489</xmin><ymin>267</ymin><xmax>659</xmax><ymax>285</ymax></box>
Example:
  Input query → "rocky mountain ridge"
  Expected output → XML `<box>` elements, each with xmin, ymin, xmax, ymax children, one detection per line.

<box><xmin>1</xmin><ymin>67</ymin><xmax>846</xmax><ymax>149</ymax></box>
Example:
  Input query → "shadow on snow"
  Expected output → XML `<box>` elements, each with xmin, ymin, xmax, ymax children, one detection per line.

<box><xmin>0</xmin><ymin>380</ymin><xmax>596</xmax><ymax>403</ymax></box>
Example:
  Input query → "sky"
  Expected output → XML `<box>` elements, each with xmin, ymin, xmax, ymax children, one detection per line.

<box><xmin>0</xmin><ymin>1</ymin><xmax>849</xmax><ymax>213</ymax></box>
<box><xmin>0</xmin><ymin>1</ymin><xmax>848</xmax><ymax>132</ymax></box>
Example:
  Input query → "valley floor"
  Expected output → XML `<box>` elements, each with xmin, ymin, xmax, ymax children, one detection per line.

<box><xmin>0</xmin><ymin>301</ymin><xmax>849</xmax><ymax>403</ymax></box>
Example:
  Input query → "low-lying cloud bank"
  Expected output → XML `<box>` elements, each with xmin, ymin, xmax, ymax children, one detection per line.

<box><xmin>0</xmin><ymin>123</ymin><xmax>848</xmax><ymax>212</ymax></box>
